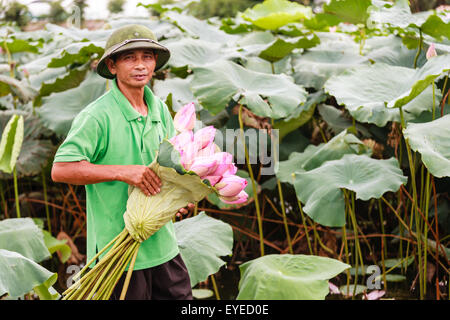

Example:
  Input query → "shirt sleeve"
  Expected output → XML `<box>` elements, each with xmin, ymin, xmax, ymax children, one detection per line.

<box><xmin>53</xmin><ymin>111</ymin><xmax>105</xmax><ymax>164</ymax></box>
<box><xmin>160</xmin><ymin>101</ymin><xmax>177</xmax><ymax>140</ymax></box>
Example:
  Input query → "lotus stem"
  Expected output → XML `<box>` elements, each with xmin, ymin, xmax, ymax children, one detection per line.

<box><xmin>13</xmin><ymin>167</ymin><xmax>20</xmax><ymax>218</ymax></box>
<box><xmin>41</xmin><ymin>170</ymin><xmax>51</xmax><ymax>234</ymax></box>
<box><xmin>378</xmin><ymin>199</ymin><xmax>388</xmax><ymax>291</ymax></box>
<box><xmin>413</xmin><ymin>29</ymin><xmax>423</xmax><ymax>69</ymax></box>
<box><xmin>119</xmin><ymin>242</ymin><xmax>140</xmax><ymax>300</ymax></box>
<box><xmin>238</xmin><ymin>104</ymin><xmax>264</xmax><ymax>256</ymax></box>
<box><xmin>211</xmin><ymin>274</ymin><xmax>220</xmax><ymax>300</ymax></box>
<box><xmin>291</xmin><ymin>175</ymin><xmax>313</xmax><ymax>255</ymax></box>
<box><xmin>399</xmin><ymin>106</ymin><xmax>424</xmax><ymax>299</ymax></box>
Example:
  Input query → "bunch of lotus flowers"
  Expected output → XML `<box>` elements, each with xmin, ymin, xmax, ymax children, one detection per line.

<box><xmin>62</xmin><ymin>102</ymin><xmax>247</xmax><ymax>300</ymax></box>
<box><xmin>172</xmin><ymin>102</ymin><xmax>249</xmax><ymax>204</ymax></box>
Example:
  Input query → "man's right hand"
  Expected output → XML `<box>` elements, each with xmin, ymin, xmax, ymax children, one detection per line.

<box><xmin>122</xmin><ymin>165</ymin><xmax>162</xmax><ymax>196</ymax></box>
<box><xmin>51</xmin><ymin>161</ymin><xmax>162</xmax><ymax>197</ymax></box>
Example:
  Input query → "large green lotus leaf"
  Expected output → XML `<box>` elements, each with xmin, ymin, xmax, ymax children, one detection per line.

<box><xmin>37</xmin><ymin>72</ymin><xmax>107</xmax><ymax>137</ymax></box>
<box><xmin>276</xmin><ymin>130</ymin><xmax>370</xmax><ymax>184</ymax></box>
<box><xmin>0</xmin><ymin>75</ymin><xmax>38</xmax><ymax>103</ymax></box>
<box><xmin>420</xmin><ymin>14</ymin><xmax>450</xmax><ymax>41</ymax></box>
<box><xmin>237</xmin><ymin>254</ymin><xmax>350</xmax><ymax>300</ymax></box>
<box><xmin>403</xmin><ymin>114</ymin><xmax>450</xmax><ymax>178</ymax></box>
<box><xmin>153</xmin><ymin>76</ymin><xmax>198</xmax><ymax>112</ymax></box>
<box><xmin>368</xmin><ymin>0</ymin><xmax>430</xmax><ymax>31</ymax></box>
<box><xmin>323</xmin><ymin>62</ymin><xmax>444</xmax><ymax>126</ymax></box>
<box><xmin>163</xmin><ymin>38</ymin><xmax>242</xmax><ymax>68</ymax></box>
<box><xmin>258</xmin><ymin>33</ymin><xmax>320</xmax><ymax>62</ymax></box>
<box><xmin>242</xmin><ymin>0</ymin><xmax>313</xmax><ymax>30</ymax></box>
<box><xmin>0</xmin><ymin>218</ymin><xmax>51</xmax><ymax>263</ymax></box>
<box><xmin>0</xmin><ymin>249</ymin><xmax>58</xmax><ymax>300</ymax></box>
<box><xmin>163</xmin><ymin>11</ymin><xmax>238</xmax><ymax>44</ymax></box>
<box><xmin>44</xmin><ymin>23</ymin><xmax>112</xmax><ymax>43</ymax></box>
<box><xmin>34</xmin><ymin>67</ymin><xmax>88</xmax><ymax>107</ymax></box>
<box><xmin>291</xmin><ymin>48</ymin><xmax>368</xmax><ymax>89</ymax></box>
<box><xmin>389</xmin><ymin>54</ymin><xmax>450</xmax><ymax>109</ymax></box>
<box><xmin>42</xmin><ymin>230</ymin><xmax>71</xmax><ymax>264</ymax></box>
<box><xmin>233</xmin><ymin>31</ymin><xmax>276</xmax><ymax>58</ymax></box>
<box><xmin>0</xmin><ymin>38</ymin><xmax>41</xmax><ymax>54</ymax></box>
<box><xmin>274</xmin><ymin>90</ymin><xmax>327</xmax><ymax>140</ymax></box>
<box><xmin>318</xmin><ymin>104</ymin><xmax>370</xmax><ymax>136</ymax></box>
<box><xmin>364</xmin><ymin>34</ymin><xmax>427</xmax><ymax>68</ymax></box>
<box><xmin>323</xmin><ymin>0</ymin><xmax>372</xmax><ymax>25</ymax></box>
<box><xmin>0</xmin><ymin>111</ymin><xmax>53</xmax><ymax>179</ymax></box>
<box><xmin>0</xmin><ymin>114</ymin><xmax>24</xmax><ymax>174</ymax></box>
<box><xmin>174</xmin><ymin>212</ymin><xmax>233</xmax><ymax>287</ymax></box>
<box><xmin>47</xmin><ymin>42</ymin><xmax>104</xmax><ymax>68</ymax></box>
<box><xmin>293</xmin><ymin>154</ymin><xmax>407</xmax><ymax>227</ymax></box>
<box><xmin>191</xmin><ymin>60</ymin><xmax>307</xmax><ymax>119</ymax></box>
<box><xmin>243</xmin><ymin>56</ymin><xmax>292</xmax><ymax>75</ymax></box>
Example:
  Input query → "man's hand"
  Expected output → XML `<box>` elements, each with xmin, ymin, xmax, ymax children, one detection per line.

<box><xmin>176</xmin><ymin>203</ymin><xmax>195</xmax><ymax>218</ymax></box>
<box><xmin>120</xmin><ymin>165</ymin><xmax>162</xmax><ymax>196</ymax></box>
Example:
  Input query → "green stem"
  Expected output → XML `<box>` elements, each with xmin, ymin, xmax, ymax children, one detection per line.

<box><xmin>413</xmin><ymin>29</ymin><xmax>423</xmax><ymax>69</ymax></box>
<box><xmin>399</xmin><ymin>106</ymin><xmax>424</xmax><ymax>299</ymax></box>
<box><xmin>293</xmin><ymin>179</ymin><xmax>313</xmax><ymax>256</ymax></box>
<box><xmin>41</xmin><ymin>170</ymin><xmax>51</xmax><ymax>234</ymax></box>
<box><xmin>119</xmin><ymin>242</ymin><xmax>140</xmax><ymax>300</ymax></box>
<box><xmin>271</xmin><ymin>118</ymin><xmax>292</xmax><ymax>254</ymax></box>
<box><xmin>13</xmin><ymin>166</ymin><xmax>20</xmax><ymax>218</ymax></box>
<box><xmin>211</xmin><ymin>274</ymin><xmax>221</xmax><ymax>300</ymax></box>
<box><xmin>378</xmin><ymin>199</ymin><xmax>387</xmax><ymax>291</ymax></box>
<box><xmin>238</xmin><ymin>104</ymin><xmax>264</xmax><ymax>256</ymax></box>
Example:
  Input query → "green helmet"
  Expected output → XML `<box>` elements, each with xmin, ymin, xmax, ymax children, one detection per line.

<box><xmin>96</xmin><ymin>24</ymin><xmax>170</xmax><ymax>79</ymax></box>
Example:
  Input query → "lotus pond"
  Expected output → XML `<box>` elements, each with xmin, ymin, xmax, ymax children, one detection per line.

<box><xmin>0</xmin><ymin>0</ymin><xmax>449</xmax><ymax>300</ymax></box>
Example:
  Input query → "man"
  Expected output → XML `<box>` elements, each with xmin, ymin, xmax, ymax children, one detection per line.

<box><xmin>51</xmin><ymin>24</ymin><xmax>193</xmax><ymax>300</ymax></box>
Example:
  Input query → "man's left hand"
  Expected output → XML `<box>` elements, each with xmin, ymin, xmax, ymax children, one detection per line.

<box><xmin>176</xmin><ymin>203</ymin><xmax>195</xmax><ymax>218</ymax></box>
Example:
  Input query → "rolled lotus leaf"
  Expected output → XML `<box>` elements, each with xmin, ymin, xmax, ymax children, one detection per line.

<box><xmin>124</xmin><ymin>161</ymin><xmax>213</xmax><ymax>243</ymax></box>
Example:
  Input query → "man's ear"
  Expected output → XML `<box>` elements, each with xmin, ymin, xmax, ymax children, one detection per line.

<box><xmin>105</xmin><ymin>57</ymin><xmax>116</xmax><ymax>75</ymax></box>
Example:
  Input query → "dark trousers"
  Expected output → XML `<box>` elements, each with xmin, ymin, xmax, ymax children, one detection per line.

<box><xmin>110</xmin><ymin>253</ymin><xmax>193</xmax><ymax>300</ymax></box>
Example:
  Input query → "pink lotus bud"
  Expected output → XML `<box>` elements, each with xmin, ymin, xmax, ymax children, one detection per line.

<box><xmin>170</xmin><ymin>130</ymin><xmax>194</xmax><ymax>151</ymax></box>
<box><xmin>180</xmin><ymin>142</ymin><xmax>197</xmax><ymax>170</ymax></box>
<box><xmin>215</xmin><ymin>175</ymin><xmax>248</xmax><ymax>197</ymax></box>
<box><xmin>173</xmin><ymin>102</ymin><xmax>196</xmax><ymax>132</ymax></box>
<box><xmin>203</xmin><ymin>175</ymin><xmax>222</xmax><ymax>186</ymax></box>
<box><xmin>209</xmin><ymin>152</ymin><xmax>237</xmax><ymax>177</ymax></box>
<box><xmin>329</xmin><ymin>26</ymin><xmax>337</xmax><ymax>32</ymax></box>
<box><xmin>426</xmin><ymin>43</ymin><xmax>437</xmax><ymax>60</ymax></box>
<box><xmin>189</xmin><ymin>156</ymin><xmax>218</xmax><ymax>177</ymax></box>
<box><xmin>194</xmin><ymin>126</ymin><xmax>216</xmax><ymax>150</ymax></box>
<box><xmin>196</xmin><ymin>142</ymin><xmax>216</xmax><ymax>158</ymax></box>
<box><xmin>220</xmin><ymin>190</ymin><xmax>248</xmax><ymax>204</ymax></box>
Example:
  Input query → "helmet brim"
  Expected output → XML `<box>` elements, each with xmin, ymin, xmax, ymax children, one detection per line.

<box><xmin>96</xmin><ymin>40</ymin><xmax>170</xmax><ymax>79</ymax></box>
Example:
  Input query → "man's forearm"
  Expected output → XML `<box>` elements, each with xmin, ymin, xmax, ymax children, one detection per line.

<box><xmin>51</xmin><ymin>160</ymin><xmax>125</xmax><ymax>185</ymax></box>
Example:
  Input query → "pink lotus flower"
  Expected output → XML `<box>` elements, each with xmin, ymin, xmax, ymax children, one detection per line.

<box><xmin>180</xmin><ymin>142</ymin><xmax>197</xmax><ymax>170</ymax></box>
<box><xmin>196</xmin><ymin>142</ymin><xmax>217</xmax><ymax>158</ymax></box>
<box><xmin>194</xmin><ymin>126</ymin><xmax>216</xmax><ymax>150</ymax></box>
<box><xmin>202</xmin><ymin>175</ymin><xmax>222</xmax><ymax>186</ymax></box>
<box><xmin>189</xmin><ymin>156</ymin><xmax>218</xmax><ymax>177</ymax></box>
<box><xmin>426</xmin><ymin>43</ymin><xmax>437</xmax><ymax>60</ymax></box>
<box><xmin>173</xmin><ymin>102</ymin><xmax>196</xmax><ymax>132</ymax></box>
<box><xmin>215</xmin><ymin>175</ymin><xmax>248</xmax><ymax>197</ymax></box>
<box><xmin>220</xmin><ymin>190</ymin><xmax>248</xmax><ymax>204</ymax></box>
<box><xmin>209</xmin><ymin>152</ymin><xmax>237</xmax><ymax>177</ymax></box>
<box><xmin>170</xmin><ymin>130</ymin><xmax>194</xmax><ymax>149</ymax></box>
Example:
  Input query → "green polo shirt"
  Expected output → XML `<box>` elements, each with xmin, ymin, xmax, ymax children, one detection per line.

<box><xmin>53</xmin><ymin>79</ymin><xmax>179</xmax><ymax>270</ymax></box>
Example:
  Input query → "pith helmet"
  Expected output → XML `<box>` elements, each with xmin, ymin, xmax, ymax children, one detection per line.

<box><xmin>96</xmin><ymin>24</ymin><xmax>170</xmax><ymax>79</ymax></box>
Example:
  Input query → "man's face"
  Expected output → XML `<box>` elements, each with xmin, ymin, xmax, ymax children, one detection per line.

<box><xmin>106</xmin><ymin>49</ymin><xmax>158</xmax><ymax>88</ymax></box>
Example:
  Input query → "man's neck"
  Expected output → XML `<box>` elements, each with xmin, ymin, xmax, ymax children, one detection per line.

<box><xmin>116</xmin><ymin>79</ymin><xmax>148</xmax><ymax>116</ymax></box>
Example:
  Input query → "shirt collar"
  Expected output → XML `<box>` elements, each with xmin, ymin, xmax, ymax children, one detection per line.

<box><xmin>111</xmin><ymin>78</ymin><xmax>161</xmax><ymax>122</ymax></box>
